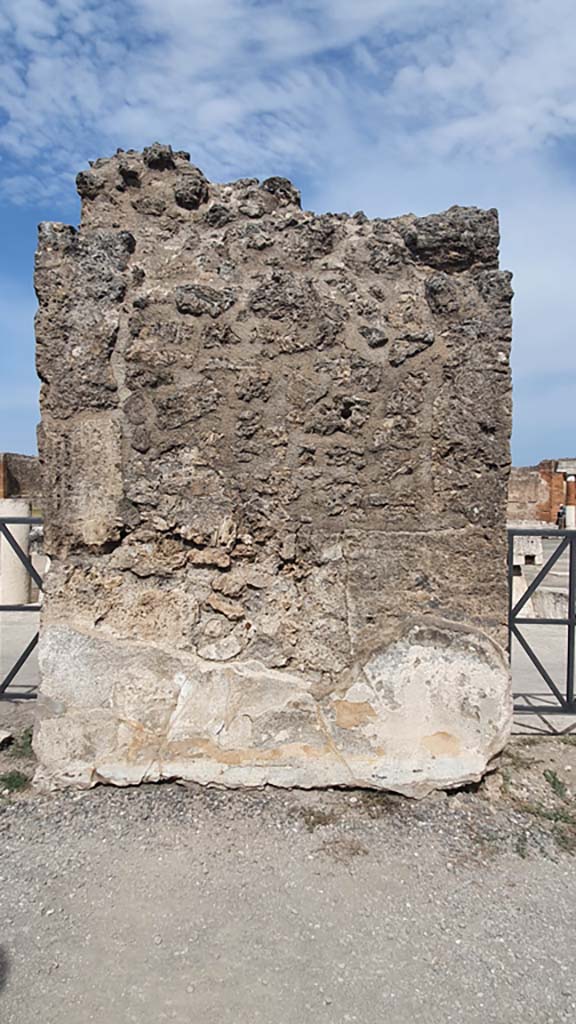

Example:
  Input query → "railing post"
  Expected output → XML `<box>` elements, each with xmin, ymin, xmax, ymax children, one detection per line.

<box><xmin>0</xmin><ymin>500</ymin><xmax>31</xmax><ymax>606</ymax></box>
<box><xmin>507</xmin><ymin>529</ymin><xmax>515</xmax><ymax>657</ymax></box>
<box><xmin>567</xmin><ymin>536</ymin><xmax>576</xmax><ymax>707</ymax></box>
<box><xmin>0</xmin><ymin>514</ymin><xmax>43</xmax><ymax>697</ymax></box>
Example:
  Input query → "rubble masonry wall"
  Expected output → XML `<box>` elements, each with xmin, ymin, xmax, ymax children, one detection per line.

<box><xmin>34</xmin><ymin>143</ymin><xmax>513</xmax><ymax>794</ymax></box>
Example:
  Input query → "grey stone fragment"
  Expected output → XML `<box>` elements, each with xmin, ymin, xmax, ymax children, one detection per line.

<box><xmin>132</xmin><ymin>196</ymin><xmax>166</xmax><ymax>217</ymax></box>
<box><xmin>425</xmin><ymin>273</ymin><xmax>459</xmax><ymax>314</ymax></box>
<box><xmin>174</xmin><ymin>169</ymin><xmax>208</xmax><ymax>210</ymax></box>
<box><xmin>260</xmin><ymin>176</ymin><xmax>301</xmax><ymax>207</ymax></box>
<box><xmin>359</xmin><ymin>325</ymin><xmax>388</xmax><ymax>348</ymax></box>
<box><xmin>389</xmin><ymin>331</ymin><xmax>435</xmax><ymax>367</ymax></box>
<box><xmin>118</xmin><ymin>164</ymin><xmax>141</xmax><ymax>189</ymax></box>
<box><xmin>76</xmin><ymin>170</ymin><xmax>103</xmax><ymax>199</ymax></box>
<box><xmin>400</xmin><ymin>206</ymin><xmax>500</xmax><ymax>271</ymax></box>
<box><xmin>143</xmin><ymin>142</ymin><xmax>176</xmax><ymax>170</ymax></box>
<box><xmin>175</xmin><ymin>284</ymin><xmax>236</xmax><ymax>317</ymax></box>
<box><xmin>204</xmin><ymin>204</ymin><xmax>234</xmax><ymax>227</ymax></box>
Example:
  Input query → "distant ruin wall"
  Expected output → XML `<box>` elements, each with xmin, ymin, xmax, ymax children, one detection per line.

<box><xmin>34</xmin><ymin>144</ymin><xmax>513</xmax><ymax>795</ymax></box>
<box><xmin>508</xmin><ymin>462</ymin><xmax>565</xmax><ymax>524</ymax></box>
<box><xmin>0</xmin><ymin>453</ymin><xmax>41</xmax><ymax>503</ymax></box>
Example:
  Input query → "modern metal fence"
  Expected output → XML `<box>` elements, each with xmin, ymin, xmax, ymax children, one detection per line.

<box><xmin>0</xmin><ymin>516</ymin><xmax>43</xmax><ymax>696</ymax></box>
<box><xmin>508</xmin><ymin>527</ymin><xmax>576</xmax><ymax>714</ymax></box>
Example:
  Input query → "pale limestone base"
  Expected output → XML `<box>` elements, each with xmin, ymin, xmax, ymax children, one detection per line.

<box><xmin>33</xmin><ymin>620</ymin><xmax>512</xmax><ymax>797</ymax></box>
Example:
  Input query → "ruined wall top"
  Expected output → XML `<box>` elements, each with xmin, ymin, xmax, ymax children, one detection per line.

<box><xmin>73</xmin><ymin>142</ymin><xmax>502</xmax><ymax>270</ymax></box>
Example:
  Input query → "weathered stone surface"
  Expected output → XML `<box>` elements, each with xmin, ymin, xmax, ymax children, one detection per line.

<box><xmin>34</xmin><ymin>143</ymin><xmax>513</xmax><ymax>795</ymax></box>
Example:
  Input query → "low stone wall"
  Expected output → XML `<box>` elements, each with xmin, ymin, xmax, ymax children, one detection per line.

<box><xmin>34</xmin><ymin>144</ymin><xmax>513</xmax><ymax>795</ymax></box>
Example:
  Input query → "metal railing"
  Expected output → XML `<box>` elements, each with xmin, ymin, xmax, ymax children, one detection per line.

<box><xmin>508</xmin><ymin>527</ymin><xmax>576</xmax><ymax>713</ymax></box>
<box><xmin>0</xmin><ymin>516</ymin><xmax>43</xmax><ymax>696</ymax></box>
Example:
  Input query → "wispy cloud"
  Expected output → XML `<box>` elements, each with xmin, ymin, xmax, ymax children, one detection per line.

<box><xmin>2</xmin><ymin>0</ymin><xmax>575</xmax><ymax>188</ymax></box>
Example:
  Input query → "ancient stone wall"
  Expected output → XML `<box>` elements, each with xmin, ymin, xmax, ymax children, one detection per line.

<box><xmin>34</xmin><ymin>144</ymin><xmax>513</xmax><ymax>795</ymax></box>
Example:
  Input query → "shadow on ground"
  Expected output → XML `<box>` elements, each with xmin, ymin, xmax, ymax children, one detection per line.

<box><xmin>0</xmin><ymin>946</ymin><xmax>10</xmax><ymax>993</ymax></box>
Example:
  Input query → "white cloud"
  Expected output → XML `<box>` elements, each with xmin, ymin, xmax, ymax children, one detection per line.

<box><xmin>2</xmin><ymin>0</ymin><xmax>575</xmax><ymax>179</ymax></box>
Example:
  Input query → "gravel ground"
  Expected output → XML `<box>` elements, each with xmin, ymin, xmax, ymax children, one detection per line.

<box><xmin>1</xmin><ymin>726</ymin><xmax>576</xmax><ymax>1023</ymax></box>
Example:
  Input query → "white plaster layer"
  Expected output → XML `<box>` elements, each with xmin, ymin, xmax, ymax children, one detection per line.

<box><xmin>34</xmin><ymin>621</ymin><xmax>511</xmax><ymax>797</ymax></box>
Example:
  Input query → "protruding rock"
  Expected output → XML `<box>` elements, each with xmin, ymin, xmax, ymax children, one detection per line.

<box><xmin>76</xmin><ymin>170</ymin><xmax>103</xmax><ymax>200</ymax></box>
<box><xmin>204</xmin><ymin>204</ymin><xmax>234</xmax><ymax>227</ymax></box>
<box><xmin>261</xmin><ymin>176</ymin><xmax>301</xmax><ymax>207</ymax></box>
<box><xmin>359</xmin><ymin>325</ymin><xmax>388</xmax><ymax>349</ymax></box>
<box><xmin>207</xmin><ymin>594</ymin><xmax>245</xmax><ymax>620</ymax></box>
<box><xmin>143</xmin><ymin>142</ymin><xmax>176</xmax><ymax>170</ymax></box>
<box><xmin>174</xmin><ymin>169</ymin><xmax>208</xmax><ymax>210</ymax></box>
<box><xmin>175</xmin><ymin>284</ymin><xmax>235</xmax><ymax>317</ymax></box>
<box><xmin>189</xmin><ymin>547</ymin><xmax>231</xmax><ymax>569</ymax></box>
<box><xmin>400</xmin><ymin>206</ymin><xmax>500</xmax><ymax>271</ymax></box>
<box><xmin>389</xmin><ymin>331</ymin><xmax>435</xmax><ymax>367</ymax></box>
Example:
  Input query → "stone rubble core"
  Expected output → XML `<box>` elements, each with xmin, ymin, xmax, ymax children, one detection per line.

<box><xmin>34</xmin><ymin>143</ymin><xmax>513</xmax><ymax>797</ymax></box>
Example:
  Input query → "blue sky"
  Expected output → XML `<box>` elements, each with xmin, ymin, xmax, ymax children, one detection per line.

<box><xmin>1</xmin><ymin>0</ymin><xmax>575</xmax><ymax>465</ymax></box>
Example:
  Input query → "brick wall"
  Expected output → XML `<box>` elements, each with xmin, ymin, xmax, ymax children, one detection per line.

<box><xmin>507</xmin><ymin>460</ymin><xmax>566</xmax><ymax>524</ymax></box>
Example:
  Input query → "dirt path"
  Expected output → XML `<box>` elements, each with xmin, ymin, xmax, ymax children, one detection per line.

<box><xmin>1</xmin><ymin>731</ymin><xmax>576</xmax><ymax>1023</ymax></box>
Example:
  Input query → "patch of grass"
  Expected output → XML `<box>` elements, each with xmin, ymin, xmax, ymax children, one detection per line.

<box><xmin>511</xmin><ymin>801</ymin><xmax>576</xmax><ymax>857</ymax></box>
<box><xmin>553</xmin><ymin>826</ymin><xmax>576</xmax><ymax>854</ymax></box>
<box><xmin>543</xmin><ymin>807</ymin><xmax>573</xmax><ymax>824</ymax></box>
<box><xmin>515</xmin><ymin>833</ymin><xmax>529</xmax><ymax>859</ymax></box>
<box><xmin>0</xmin><ymin>770</ymin><xmax>30</xmax><ymax>793</ymax></box>
<box><xmin>501</xmin><ymin>748</ymin><xmax>536</xmax><ymax>770</ymax></box>
<box><xmin>517</xmin><ymin>800</ymin><xmax>574</xmax><ymax>825</ymax></box>
<box><xmin>560</xmin><ymin>735</ymin><xmax>576</xmax><ymax>747</ymax></box>
<box><xmin>499</xmin><ymin>765</ymin><xmax>513</xmax><ymax>788</ymax></box>
<box><xmin>543</xmin><ymin>768</ymin><xmax>568</xmax><ymax>800</ymax></box>
<box><xmin>7</xmin><ymin>727</ymin><xmax>34</xmax><ymax>760</ymax></box>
